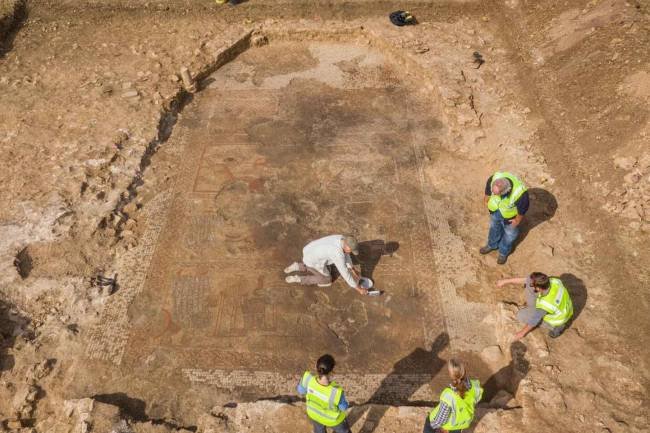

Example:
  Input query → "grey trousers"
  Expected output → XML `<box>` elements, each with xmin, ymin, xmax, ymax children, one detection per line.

<box><xmin>517</xmin><ymin>286</ymin><xmax>566</xmax><ymax>337</ymax></box>
<box><xmin>310</xmin><ymin>418</ymin><xmax>351</xmax><ymax>433</ymax></box>
<box><xmin>296</xmin><ymin>263</ymin><xmax>331</xmax><ymax>285</ymax></box>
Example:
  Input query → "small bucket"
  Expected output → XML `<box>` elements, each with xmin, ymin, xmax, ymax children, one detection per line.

<box><xmin>359</xmin><ymin>277</ymin><xmax>374</xmax><ymax>289</ymax></box>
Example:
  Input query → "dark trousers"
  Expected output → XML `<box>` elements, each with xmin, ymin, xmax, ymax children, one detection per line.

<box><xmin>310</xmin><ymin>418</ymin><xmax>351</xmax><ymax>433</ymax></box>
<box><xmin>422</xmin><ymin>416</ymin><xmax>463</xmax><ymax>433</ymax></box>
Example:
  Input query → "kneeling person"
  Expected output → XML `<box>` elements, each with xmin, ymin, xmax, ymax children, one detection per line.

<box><xmin>285</xmin><ymin>234</ymin><xmax>367</xmax><ymax>295</ymax></box>
<box><xmin>497</xmin><ymin>272</ymin><xmax>574</xmax><ymax>339</ymax></box>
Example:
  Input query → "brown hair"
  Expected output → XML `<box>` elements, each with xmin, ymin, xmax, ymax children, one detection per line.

<box><xmin>530</xmin><ymin>272</ymin><xmax>550</xmax><ymax>290</ymax></box>
<box><xmin>317</xmin><ymin>354</ymin><xmax>335</xmax><ymax>376</ymax></box>
<box><xmin>448</xmin><ymin>358</ymin><xmax>468</xmax><ymax>398</ymax></box>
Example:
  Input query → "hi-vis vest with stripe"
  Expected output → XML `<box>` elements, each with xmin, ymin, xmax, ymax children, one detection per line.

<box><xmin>487</xmin><ymin>172</ymin><xmax>527</xmax><ymax>219</ymax></box>
<box><xmin>535</xmin><ymin>277</ymin><xmax>574</xmax><ymax>327</ymax></box>
<box><xmin>429</xmin><ymin>379</ymin><xmax>483</xmax><ymax>431</ymax></box>
<box><xmin>301</xmin><ymin>371</ymin><xmax>346</xmax><ymax>427</ymax></box>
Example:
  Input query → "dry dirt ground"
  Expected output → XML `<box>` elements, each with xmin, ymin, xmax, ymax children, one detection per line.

<box><xmin>0</xmin><ymin>0</ymin><xmax>648</xmax><ymax>432</ymax></box>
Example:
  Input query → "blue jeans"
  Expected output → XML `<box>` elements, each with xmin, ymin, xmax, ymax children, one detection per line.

<box><xmin>487</xmin><ymin>212</ymin><xmax>519</xmax><ymax>257</ymax></box>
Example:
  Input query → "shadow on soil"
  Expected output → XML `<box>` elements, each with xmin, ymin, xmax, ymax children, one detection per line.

<box><xmin>329</xmin><ymin>239</ymin><xmax>400</xmax><ymax>284</ymax></box>
<box><xmin>348</xmin><ymin>332</ymin><xmax>448</xmax><ymax>433</ymax></box>
<box><xmin>0</xmin><ymin>0</ymin><xmax>27</xmax><ymax>59</ymax></box>
<box><xmin>482</xmin><ymin>341</ymin><xmax>529</xmax><ymax>402</ymax></box>
<box><xmin>0</xmin><ymin>299</ymin><xmax>32</xmax><ymax>372</ymax></box>
<box><xmin>469</xmin><ymin>342</ymin><xmax>529</xmax><ymax>432</ymax></box>
<box><xmin>92</xmin><ymin>393</ymin><xmax>198</xmax><ymax>431</ymax></box>
<box><xmin>516</xmin><ymin>188</ymin><xmax>558</xmax><ymax>246</ymax></box>
<box><xmin>354</xmin><ymin>240</ymin><xmax>400</xmax><ymax>279</ymax></box>
<box><xmin>559</xmin><ymin>273</ymin><xmax>588</xmax><ymax>323</ymax></box>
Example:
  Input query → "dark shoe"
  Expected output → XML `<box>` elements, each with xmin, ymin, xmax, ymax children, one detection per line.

<box><xmin>497</xmin><ymin>254</ymin><xmax>507</xmax><ymax>265</ymax></box>
<box><xmin>479</xmin><ymin>246</ymin><xmax>495</xmax><ymax>255</ymax></box>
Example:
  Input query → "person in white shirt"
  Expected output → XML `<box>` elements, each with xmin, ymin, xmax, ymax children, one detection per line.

<box><xmin>284</xmin><ymin>235</ymin><xmax>368</xmax><ymax>295</ymax></box>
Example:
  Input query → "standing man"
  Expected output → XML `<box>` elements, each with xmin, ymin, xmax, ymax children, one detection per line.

<box><xmin>297</xmin><ymin>354</ymin><xmax>351</xmax><ymax>433</ymax></box>
<box><xmin>496</xmin><ymin>272</ymin><xmax>574</xmax><ymax>339</ymax></box>
<box><xmin>284</xmin><ymin>235</ymin><xmax>368</xmax><ymax>295</ymax></box>
<box><xmin>480</xmin><ymin>171</ymin><xmax>529</xmax><ymax>264</ymax></box>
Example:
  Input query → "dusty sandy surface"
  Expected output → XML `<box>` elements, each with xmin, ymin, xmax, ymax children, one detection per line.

<box><xmin>0</xmin><ymin>1</ymin><xmax>648</xmax><ymax>432</ymax></box>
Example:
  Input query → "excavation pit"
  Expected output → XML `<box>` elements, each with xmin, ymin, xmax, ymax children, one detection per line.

<box><xmin>87</xmin><ymin>39</ymin><xmax>494</xmax><ymax>408</ymax></box>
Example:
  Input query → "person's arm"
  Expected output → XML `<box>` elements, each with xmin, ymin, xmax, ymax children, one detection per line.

<box><xmin>514</xmin><ymin>307</ymin><xmax>546</xmax><ymax>340</ymax></box>
<box><xmin>510</xmin><ymin>191</ymin><xmax>529</xmax><ymax>227</ymax></box>
<box><xmin>496</xmin><ymin>277</ymin><xmax>527</xmax><ymax>287</ymax></box>
<box><xmin>428</xmin><ymin>402</ymin><xmax>451</xmax><ymax>429</ymax></box>
<box><xmin>513</xmin><ymin>324</ymin><xmax>535</xmax><ymax>341</ymax></box>
<box><xmin>297</xmin><ymin>381</ymin><xmax>307</xmax><ymax>396</ymax></box>
<box><xmin>484</xmin><ymin>176</ymin><xmax>493</xmax><ymax>205</ymax></box>
<box><xmin>510</xmin><ymin>213</ymin><xmax>524</xmax><ymax>227</ymax></box>
<box><xmin>333</xmin><ymin>251</ymin><xmax>366</xmax><ymax>294</ymax></box>
<box><xmin>337</xmin><ymin>391</ymin><xmax>349</xmax><ymax>411</ymax></box>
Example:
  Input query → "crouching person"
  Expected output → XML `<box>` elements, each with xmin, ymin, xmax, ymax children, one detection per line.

<box><xmin>497</xmin><ymin>272</ymin><xmax>574</xmax><ymax>340</ymax></box>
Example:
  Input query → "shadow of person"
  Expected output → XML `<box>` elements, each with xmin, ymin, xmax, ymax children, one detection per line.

<box><xmin>347</xmin><ymin>332</ymin><xmax>448</xmax><ymax>433</ymax></box>
<box><xmin>516</xmin><ymin>188</ymin><xmax>558</xmax><ymax>246</ymax></box>
<box><xmin>0</xmin><ymin>1</ymin><xmax>27</xmax><ymax>59</ymax></box>
<box><xmin>482</xmin><ymin>341</ymin><xmax>529</xmax><ymax>403</ymax></box>
<box><xmin>469</xmin><ymin>342</ymin><xmax>529</xmax><ymax>432</ymax></box>
<box><xmin>0</xmin><ymin>300</ymin><xmax>32</xmax><ymax>372</ymax></box>
<box><xmin>93</xmin><ymin>392</ymin><xmax>148</xmax><ymax>421</ymax></box>
<box><xmin>353</xmin><ymin>240</ymin><xmax>400</xmax><ymax>279</ymax></box>
<box><xmin>559</xmin><ymin>273</ymin><xmax>588</xmax><ymax>323</ymax></box>
<box><xmin>329</xmin><ymin>240</ymin><xmax>399</xmax><ymax>284</ymax></box>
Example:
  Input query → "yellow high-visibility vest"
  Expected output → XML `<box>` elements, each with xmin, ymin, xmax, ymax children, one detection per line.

<box><xmin>487</xmin><ymin>171</ymin><xmax>527</xmax><ymax>219</ymax></box>
<box><xmin>301</xmin><ymin>371</ymin><xmax>346</xmax><ymax>427</ymax></box>
<box><xmin>536</xmin><ymin>278</ymin><xmax>574</xmax><ymax>327</ymax></box>
<box><xmin>428</xmin><ymin>379</ymin><xmax>483</xmax><ymax>431</ymax></box>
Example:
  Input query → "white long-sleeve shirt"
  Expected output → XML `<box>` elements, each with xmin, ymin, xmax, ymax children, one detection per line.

<box><xmin>302</xmin><ymin>235</ymin><xmax>358</xmax><ymax>288</ymax></box>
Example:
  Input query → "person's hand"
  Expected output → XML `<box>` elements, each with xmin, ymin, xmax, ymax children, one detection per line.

<box><xmin>513</xmin><ymin>330</ymin><xmax>527</xmax><ymax>341</ymax></box>
<box><xmin>496</xmin><ymin>280</ymin><xmax>507</xmax><ymax>288</ymax></box>
<box><xmin>356</xmin><ymin>286</ymin><xmax>368</xmax><ymax>296</ymax></box>
<box><xmin>510</xmin><ymin>215</ymin><xmax>523</xmax><ymax>227</ymax></box>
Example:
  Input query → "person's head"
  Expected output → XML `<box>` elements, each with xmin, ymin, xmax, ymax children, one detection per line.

<box><xmin>342</xmin><ymin>235</ymin><xmax>359</xmax><ymax>255</ymax></box>
<box><xmin>316</xmin><ymin>354</ymin><xmax>336</xmax><ymax>377</ymax></box>
<box><xmin>447</xmin><ymin>358</ymin><xmax>469</xmax><ymax>397</ymax></box>
<box><xmin>491</xmin><ymin>177</ymin><xmax>511</xmax><ymax>196</ymax></box>
<box><xmin>529</xmin><ymin>272</ymin><xmax>550</xmax><ymax>292</ymax></box>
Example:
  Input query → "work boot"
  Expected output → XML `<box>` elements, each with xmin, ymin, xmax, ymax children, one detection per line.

<box><xmin>284</xmin><ymin>262</ymin><xmax>301</xmax><ymax>274</ymax></box>
<box><xmin>496</xmin><ymin>254</ymin><xmax>508</xmax><ymax>265</ymax></box>
<box><xmin>479</xmin><ymin>246</ymin><xmax>495</xmax><ymax>255</ymax></box>
<box><xmin>285</xmin><ymin>275</ymin><xmax>300</xmax><ymax>284</ymax></box>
